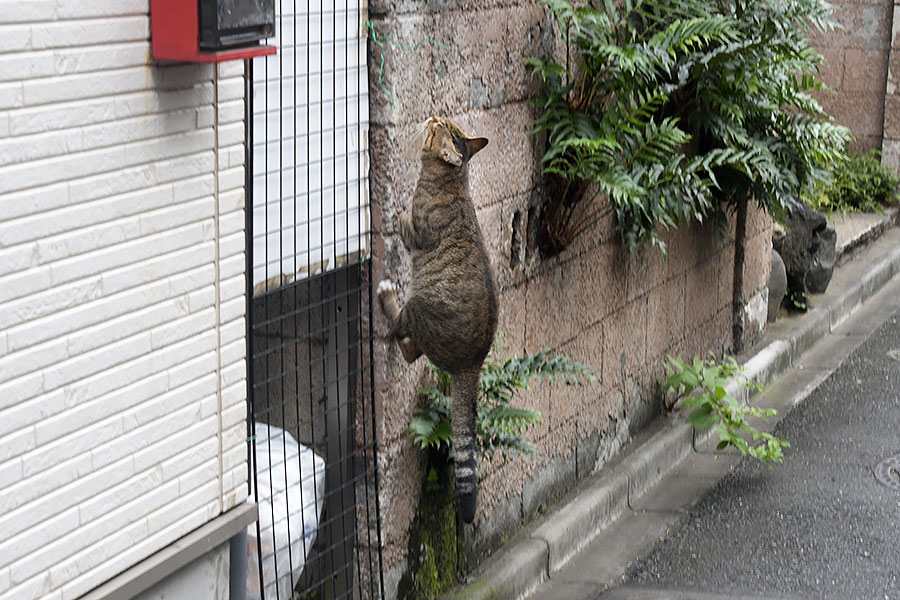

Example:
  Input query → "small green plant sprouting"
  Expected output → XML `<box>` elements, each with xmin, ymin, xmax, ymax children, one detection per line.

<box><xmin>805</xmin><ymin>149</ymin><xmax>900</xmax><ymax>214</ymax></box>
<box><xmin>408</xmin><ymin>340</ymin><xmax>598</xmax><ymax>460</ymax></box>
<box><xmin>785</xmin><ymin>285</ymin><xmax>809</xmax><ymax>312</ymax></box>
<box><xmin>662</xmin><ymin>354</ymin><xmax>789</xmax><ymax>464</ymax></box>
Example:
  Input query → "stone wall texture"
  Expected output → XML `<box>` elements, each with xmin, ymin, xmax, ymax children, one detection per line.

<box><xmin>881</xmin><ymin>1</ymin><xmax>900</xmax><ymax>170</ymax></box>
<box><xmin>810</xmin><ymin>0</ymin><xmax>895</xmax><ymax>155</ymax></box>
<box><xmin>366</xmin><ymin>2</ymin><xmax>772</xmax><ymax>596</ymax></box>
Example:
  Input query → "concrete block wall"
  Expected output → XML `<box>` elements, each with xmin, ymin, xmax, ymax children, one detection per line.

<box><xmin>882</xmin><ymin>1</ymin><xmax>900</xmax><ymax>170</ymax></box>
<box><xmin>810</xmin><ymin>0</ymin><xmax>894</xmax><ymax>154</ymax></box>
<box><xmin>0</xmin><ymin>4</ymin><xmax>248</xmax><ymax>599</ymax></box>
<box><xmin>366</xmin><ymin>1</ymin><xmax>771</xmax><ymax>595</ymax></box>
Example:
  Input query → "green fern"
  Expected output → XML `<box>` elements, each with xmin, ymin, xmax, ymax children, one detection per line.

<box><xmin>529</xmin><ymin>0</ymin><xmax>851</xmax><ymax>257</ymax></box>
<box><xmin>804</xmin><ymin>149</ymin><xmax>900</xmax><ymax>214</ymax></box>
<box><xmin>409</xmin><ymin>339</ymin><xmax>598</xmax><ymax>460</ymax></box>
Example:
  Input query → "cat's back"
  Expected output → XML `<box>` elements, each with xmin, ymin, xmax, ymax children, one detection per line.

<box><xmin>408</xmin><ymin>187</ymin><xmax>498</xmax><ymax>370</ymax></box>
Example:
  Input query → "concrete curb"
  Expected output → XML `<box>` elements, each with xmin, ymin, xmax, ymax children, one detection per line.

<box><xmin>448</xmin><ymin>231</ymin><xmax>900</xmax><ymax>600</ymax></box>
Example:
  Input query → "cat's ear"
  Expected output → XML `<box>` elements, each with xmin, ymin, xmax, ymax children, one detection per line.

<box><xmin>466</xmin><ymin>137</ymin><xmax>488</xmax><ymax>158</ymax></box>
<box><xmin>439</xmin><ymin>135</ymin><xmax>463</xmax><ymax>166</ymax></box>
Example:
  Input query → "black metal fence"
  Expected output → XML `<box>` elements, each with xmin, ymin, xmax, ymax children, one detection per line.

<box><xmin>243</xmin><ymin>1</ymin><xmax>383</xmax><ymax>598</ymax></box>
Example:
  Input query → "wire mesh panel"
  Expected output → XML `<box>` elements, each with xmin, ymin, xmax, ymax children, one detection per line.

<box><xmin>245</xmin><ymin>0</ymin><xmax>383</xmax><ymax>598</ymax></box>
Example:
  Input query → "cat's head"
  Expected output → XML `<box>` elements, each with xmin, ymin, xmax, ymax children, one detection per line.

<box><xmin>421</xmin><ymin>116</ymin><xmax>488</xmax><ymax>167</ymax></box>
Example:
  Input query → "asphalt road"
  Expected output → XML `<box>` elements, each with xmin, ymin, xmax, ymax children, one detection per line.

<box><xmin>606</xmin><ymin>306</ymin><xmax>900</xmax><ymax>600</ymax></box>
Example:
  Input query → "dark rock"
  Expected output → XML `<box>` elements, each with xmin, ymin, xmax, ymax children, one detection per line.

<box><xmin>772</xmin><ymin>202</ymin><xmax>836</xmax><ymax>295</ymax></box>
<box><xmin>767</xmin><ymin>249</ymin><xmax>787</xmax><ymax>322</ymax></box>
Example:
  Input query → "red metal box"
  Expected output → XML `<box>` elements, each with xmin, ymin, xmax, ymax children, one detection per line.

<box><xmin>150</xmin><ymin>0</ymin><xmax>276</xmax><ymax>63</ymax></box>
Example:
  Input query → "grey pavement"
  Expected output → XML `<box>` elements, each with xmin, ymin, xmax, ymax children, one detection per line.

<box><xmin>606</xmin><ymin>281</ymin><xmax>900</xmax><ymax>600</ymax></box>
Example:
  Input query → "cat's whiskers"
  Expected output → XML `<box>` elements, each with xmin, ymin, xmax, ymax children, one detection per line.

<box><xmin>401</xmin><ymin>120</ymin><xmax>430</xmax><ymax>159</ymax></box>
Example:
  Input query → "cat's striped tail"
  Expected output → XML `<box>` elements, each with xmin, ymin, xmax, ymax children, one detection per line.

<box><xmin>451</xmin><ymin>368</ymin><xmax>481</xmax><ymax>524</ymax></box>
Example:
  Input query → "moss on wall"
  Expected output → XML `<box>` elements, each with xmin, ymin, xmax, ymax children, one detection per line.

<box><xmin>396</xmin><ymin>451</ymin><xmax>459</xmax><ymax>599</ymax></box>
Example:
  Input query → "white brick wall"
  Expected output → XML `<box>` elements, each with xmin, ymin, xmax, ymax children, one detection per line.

<box><xmin>0</xmin><ymin>4</ymin><xmax>249</xmax><ymax>599</ymax></box>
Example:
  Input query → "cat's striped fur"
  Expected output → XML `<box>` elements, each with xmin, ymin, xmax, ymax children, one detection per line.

<box><xmin>378</xmin><ymin>117</ymin><xmax>498</xmax><ymax>524</ymax></box>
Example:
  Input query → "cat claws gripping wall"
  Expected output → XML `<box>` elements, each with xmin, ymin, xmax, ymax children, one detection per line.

<box><xmin>378</xmin><ymin>116</ymin><xmax>498</xmax><ymax>524</ymax></box>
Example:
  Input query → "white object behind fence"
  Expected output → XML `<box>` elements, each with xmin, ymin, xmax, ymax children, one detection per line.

<box><xmin>247</xmin><ymin>424</ymin><xmax>326</xmax><ymax>600</ymax></box>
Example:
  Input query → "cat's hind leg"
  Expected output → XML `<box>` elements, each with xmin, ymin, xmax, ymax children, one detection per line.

<box><xmin>398</xmin><ymin>337</ymin><xmax>423</xmax><ymax>363</ymax></box>
<box><xmin>376</xmin><ymin>279</ymin><xmax>401</xmax><ymax>324</ymax></box>
<box><xmin>377</xmin><ymin>279</ymin><xmax>423</xmax><ymax>363</ymax></box>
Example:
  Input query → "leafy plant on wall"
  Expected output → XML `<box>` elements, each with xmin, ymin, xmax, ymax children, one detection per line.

<box><xmin>527</xmin><ymin>0</ymin><xmax>851</xmax><ymax>263</ymax></box>
<box><xmin>805</xmin><ymin>149</ymin><xmax>900</xmax><ymax>214</ymax></box>
<box><xmin>398</xmin><ymin>339</ymin><xmax>597</xmax><ymax>598</ymax></box>
<box><xmin>409</xmin><ymin>339</ymin><xmax>598</xmax><ymax>461</ymax></box>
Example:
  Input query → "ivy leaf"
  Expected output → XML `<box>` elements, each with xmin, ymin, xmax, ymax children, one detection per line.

<box><xmin>686</xmin><ymin>404</ymin><xmax>718</xmax><ymax>430</ymax></box>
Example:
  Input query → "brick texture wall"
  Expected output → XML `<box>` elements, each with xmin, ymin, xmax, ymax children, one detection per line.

<box><xmin>366</xmin><ymin>2</ymin><xmax>771</xmax><ymax>595</ymax></box>
<box><xmin>0</xmin><ymin>3</ymin><xmax>248</xmax><ymax>599</ymax></box>
<box><xmin>811</xmin><ymin>0</ymin><xmax>894</xmax><ymax>154</ymax></box>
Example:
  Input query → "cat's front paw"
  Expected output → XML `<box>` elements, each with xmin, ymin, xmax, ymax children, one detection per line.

<box><xmin>376</xmin><ymin>279</ymin><xmax>396</xmax><ymax>298</ymax></box>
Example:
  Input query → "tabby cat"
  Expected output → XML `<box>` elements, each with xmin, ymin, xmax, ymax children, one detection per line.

<box><xmin>377</xmin><ymin>116</ymin><xmax>498</xmax><ymax>524</ymax></box>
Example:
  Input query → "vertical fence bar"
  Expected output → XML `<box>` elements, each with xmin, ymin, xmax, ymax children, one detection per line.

<box><xmin>245</xmin><ymin>0</ymin><xmax>382</xmax><ymax>597</ymax></box>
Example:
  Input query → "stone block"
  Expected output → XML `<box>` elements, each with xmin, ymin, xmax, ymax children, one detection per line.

<box><xmin>522</xmin><ymin>450</ymin><xmax>577</xmax><ymax>520</ymax></box>
<box><xmin>742</xmin><ymin>230</ymin><xmax>773</xmax><ymax>302</ymax></box>
<box><xmin>684</xmin><ymin>257</ymin><xmax>721</xmax><ymax>331</ymax></box>
<box><xmin>645</xmin><ymin>274</ymin><xmax>686</xmax><ymax>364</ymax></box>
<box><xmin>842</xmin><ymin>47</ymin><xmax>889</xmax><ymax>92</ymax></box>
<box><xmin>367</xmin><ymin>14</ymin><xmax>436</xmax><ymax>127</ymax></box>
<box><xmin>374</xmin><ymin>350</ymin><xmax>427</xmax><ymax>446</ymax></box>
<box><xmin>461</xmin><ymin>103</ymin><xmax>543</xmax><ymax>210</ymax></box>
<box><xmin>496</xmin><ymin>283</ymin><xmax>527</xmax><ymax>354</ymax></box>
<box><xmin>429</xmin><ymin>5</ymin><xmax>550</xmax><ymax>116</ymax></box>
<box><xmin>377</xmin><ymin>441</ymin><xmax>423</xmax><ymax>560</ymax></box>
<box><xmin>884</xmin><ymin>94</ymin><xmax>900</xmax><ymax>138</ymax></box>
<box><xmin>745</xmin><ymin>201</ymin><xmax>772</xmax><ymax>238</ymax></box>
<box><xmin>368</xmin><ymin>123</ymin><xmax>425</xmax><ymax>232</ymax></box>
<box><xmin>477</xmin><ymin>198</ymin><xmax>505</xmax><ymax>275</ymax></box>
<box><xmin>817</xmin><ymin>47</ymin><xmax>846</xmax><ymax>90</ymax></box>
<box><xmin>549</xmin><ymin>381</ymin><xmax>589</xmax><ymax>432</ymax></box>
<box><xmin>887</xmin><ymin>47</ymin><xmax>900</xmax><ymax>94</ymax></box>
<box><xmin>658</xmin><ymin>225</ymin><xmax>693</xmax><ymax>277</ymax></box>
<box><xmin>524</xmin><ymin>245</ymin><xmax>624</xmax><ymax>351</ymax></box>
<box><xmin>681</xmin><ymin>315</ymin><xmax>716</xmax><ymax>360</ymax></box>
<box><xmin>717</xmin><ymin>238</ymin><xmax>736</xmax><ymax>310</ymax></box>
<box><xmin>823</xmin><ymin>90</ymin><xmax>886</xmax><ymax>137</ymax></box>
<box><xmin>369</xmin><ymin>0</ymin><xmax>528</xmax><ymax>18</ymax></box>
<box><xmin>686</xmin><ymin>218</ymin><xmax>728</xmax><ymax>270</ymax></box>
<box><xmin>524</xmin><ymin>263</ymin><xmax>578</xmax><ymax>351</ymax></box>
<box><xmin>569</xmin><ymin>388</ymin><xmax>615</xmax><ymax>458</ymax></box>
<box><xmin>600</xmin><ymin>297</ymin><xmax>648</xmax><ymax>390</ymax></box>
<box><xmin>881</xmin><ymin>138</ymin><xmax>900</xmax><ymax>172</ymax></box>
<box><xmin>893</xmin><ymin>3</ymin><xmax>900</xmax><ymax>48</ymax></box>
<box><xmin>498</xmin><ymin>193</ymin><xmax>535</xmax><ymax>288</ymax></box>
<box><xmin>580</xmin><ymin>241</ymin><xmax>630</xmax><ymax>322</ymax></box>
<box><xmin>850</xmin><ymin>134</ymin><xmax>885</xmax><ymax>154</ymax></box>
<box><xmin>557</xmin><ymin>320</ymin><xmax>603</xmax><ymax>381</ymax></box>
<box><xmin>625</xmin><ymin>242</ymin><xmax>671</xmax><ymax>302</ymax></box>
<box><xmin>832</xmin><ymin>1</ymin><xmax>892</xmax><ymax>51</ymax></box>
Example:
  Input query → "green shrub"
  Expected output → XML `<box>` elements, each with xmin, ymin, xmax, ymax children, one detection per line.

<box><xmin>662</xmin><ymin>354</ymin><xmax>789</xmax><ymax>464</ymax></box>
<box><xmin>805</xmin><ymin>149</ymin><xmax>900</xmax><ymax>214</ymax></box>
<box><xmin>528</xmin><ymin>0</ymin><xmax>850</xmax><ymax>257</ymax></box>
<box><xmin>408</xmin><ymin>340</ymin><xmax>598</xmax><ymax>460</ymax></box>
